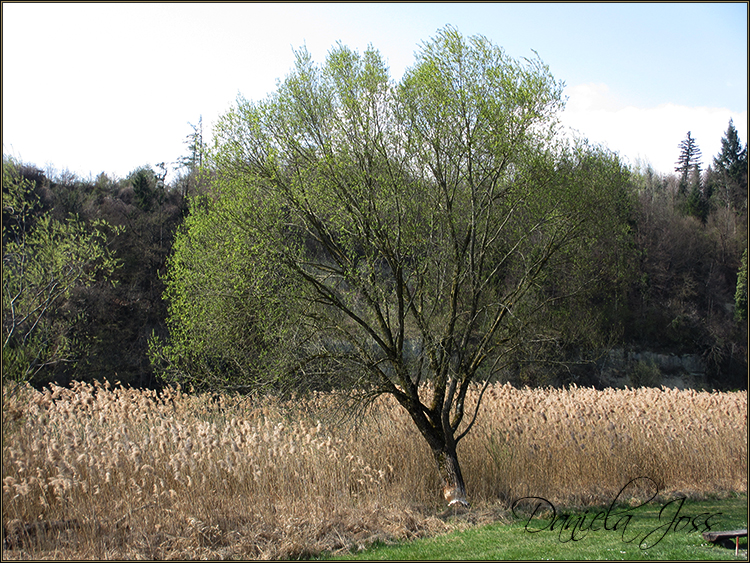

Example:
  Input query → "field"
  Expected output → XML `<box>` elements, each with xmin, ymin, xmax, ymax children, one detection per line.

<box><xmin>2</xmin><ymin>380</ymin><xmax>747</xmax><ymax>559</ymax></box>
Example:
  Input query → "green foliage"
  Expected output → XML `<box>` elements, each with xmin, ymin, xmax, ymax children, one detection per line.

<box><xmin>626</xmin><ymin>155</ymin><xmax>746</xmax><ymax>386</ymax></box>
<box><xmin>713</xmin><ymin>118</ymin><xmax>748</xmax><ymax>214</ymax></box>
<box><xmin>629</xmin><ymin>359</ymin><xmax>662</xmax><ymax>388</ymax></box>
<box><xmin>2</xmin><ymin>158</ymin><xmax>121</xmax><ymax>384</ymax></box>
<box><xmin>684</xmin><ymin>167</ymin><xmax>710</xmax><ymax>224</ymax></box>
<box><xmin>1</xmin><ymin>156</ymin><xmax>190</xmax><ymax>389</ymax></box>
<box><xmin>2</xmin><ymin>31</ymin><xmax>744</xmax><ymax>397</ymax></box>
<box><xmin>675</xmin><ymin>131</ymin><xmax>703</xmax><ymax>185</ymax></box>
<box><xmin>129</xmin><ymin>166</ymin><xmax>163</xmax><ymax>212</ymax></box>
<box><xmin>735</xmin><ymin>248</ymin><xmax>748</xmax><ymax>322</ymax></box>
<box><xmin>673</xmin><ymin>131</ymin><xmax>713</xmax><ymax>223</ymax></box>
<box><xmin>149</xmin><ymin>190</ymin><xmax>286</xmax><ymax>392</ymax></box>
<box><xmin>159</xmin><ymin>27</ymin><xmax>635</xmax><ymax>410</ymax></box>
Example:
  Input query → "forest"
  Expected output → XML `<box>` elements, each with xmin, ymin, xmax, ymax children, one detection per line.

<box><xmin>3</xmin><ymin>123</ymin><xmax>747</xmax><ymax>393</ymax></box>
<box><xmin>2</xmin><ymin>46</ymin><xmax>747</xmax><ymax>397</ymax></box>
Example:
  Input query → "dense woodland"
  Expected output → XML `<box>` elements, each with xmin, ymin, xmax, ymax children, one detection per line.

<box><xmin>3</xmin><ymin>118</ymin><xmax>747</xmax><ymax>391</ymax></box>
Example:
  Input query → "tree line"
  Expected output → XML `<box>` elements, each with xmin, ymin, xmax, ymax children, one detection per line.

<box><xmin>2</xmin><ymin>36</ymin><xmax>746</xmax><ymax>396</ymax></box>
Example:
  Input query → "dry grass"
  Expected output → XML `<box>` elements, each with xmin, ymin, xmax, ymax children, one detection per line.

<box><xmin>462</xmin><ymin>383</ymin><xmax>747</xmax><ymax>507</ymax></box>
<box><xmin>2</xmin><ymin>380</ymin><xmax>746</xmax><ymax>559</ymax></box>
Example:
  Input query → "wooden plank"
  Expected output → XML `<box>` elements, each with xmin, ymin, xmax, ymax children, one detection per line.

<box><xmin>702</xmin><ymin>529</ymin><xmax>747</xmax><ymax>542</ymax></box>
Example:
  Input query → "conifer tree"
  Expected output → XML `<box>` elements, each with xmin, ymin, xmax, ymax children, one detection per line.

<box><xmin>713</xmin><ymin>119</ymin><xmax>748</xmax><ymax>213</ymax></box>
<box><xmin>675</xmin><ymin>131</ymin><xmax>703</xmax><ymax>197</ymax></box>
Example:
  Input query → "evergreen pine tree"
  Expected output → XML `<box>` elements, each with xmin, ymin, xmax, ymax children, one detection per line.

<box><xmin>675</xmin><ymin>131</ymin><xmax>703</xmax><ymax>197</ymax></box>
<box><xmin>685</xmin><ymin>166</ymin><xmax>709</xmax><ymax>223</ymax></box>
<box><xmin>713</xmin><ymin>119</ymin><xmax>748</xmax><ymax>213</ymax></box>
<box><xmin>675</xmin><ymin>131</ymin><xmax>708</xmax><ymax>220</ymax></box>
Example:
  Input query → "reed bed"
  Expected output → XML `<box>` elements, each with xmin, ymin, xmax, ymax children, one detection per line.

<box><xmin>2</xmin><ymin>380</ymin><xmax>746</xmax><ymax>559</ymax></box>
<box><xmin>461</xmin><ymin>383</ymin><xmax>747</xmax><ymax>506</ymax></box>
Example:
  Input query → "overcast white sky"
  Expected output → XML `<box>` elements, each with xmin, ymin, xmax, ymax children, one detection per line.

<box><xmin>3</xmin><ymin>2</ymin><xmax>747</xmax><ymax>180</ymax></box>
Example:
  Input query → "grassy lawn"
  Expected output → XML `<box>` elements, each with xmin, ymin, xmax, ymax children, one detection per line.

<box><xmin>322</xmin><ymin>495</ymin><xmax>748</xmax><ymax>560</ymax></box>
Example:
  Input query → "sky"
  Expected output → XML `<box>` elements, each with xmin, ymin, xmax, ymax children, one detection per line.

<box><xmin>2</xmin><ymin>2</ymin><xmax>747</xmax><ymax>181</ymax></box>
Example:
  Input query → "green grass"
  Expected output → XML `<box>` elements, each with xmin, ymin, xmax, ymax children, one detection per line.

<box><xmin>321</xmin><ymin>495</ymin><xmax>748</xmax><ymax>560</ymax></box>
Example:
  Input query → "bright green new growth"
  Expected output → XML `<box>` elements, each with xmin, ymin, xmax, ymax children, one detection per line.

<box><xmin>2</xmin><ymin>158</ymin><xmax>121</xmax><ymax>383</ymax></box>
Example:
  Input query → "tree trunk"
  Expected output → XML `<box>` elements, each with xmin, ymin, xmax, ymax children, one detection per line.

<box><xmin>396</xmin><ymin>393</ymin><xmax>469</xmax><ymax>507</ymax></box>
<box><xmin>432</xmin><ymin>444</ymin><xmax>468</xmax><ymax>507</ymax></box>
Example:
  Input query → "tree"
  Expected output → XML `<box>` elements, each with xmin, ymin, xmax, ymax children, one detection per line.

<box><xmin>675</xmin><ymin>131</ymin><xmax>713</xmax><ymax>222</ymax></box>
<box><xmin>179</xmin><ymin>116</ymin><xmax>205</xmax><ymax>172</ymax></box>
<box><xmin>2</xmin><ymin>157</ymin><xmax>121</xmax><ymax>384</ymax></box>
<box><xmin>173</xmin><ymin>117</ymin><xmax>209</xmax><ymax>211</ymax></box>
<box><xmin>157</xmin><ymin>28</ymin><xmax>634</xmax><ymax>506</ymax></box>
<box><xmin>675</xmin><ymin>131</ymin><xmax>703</xmax><ymax>197</ymax></box>
<box><xmin>130</xmin><ymin>166</ymin><xmax>163</xmax><ymax>212</ymax></box>
<box><xmin>713</xmin><ymin>118</ymin><xmax>748</xmax><ymax>214</ymax></box>
<box><xmin>685</xmin><ymin>165</ymin><xmax>711</xmax><ymax>224</ymax></box>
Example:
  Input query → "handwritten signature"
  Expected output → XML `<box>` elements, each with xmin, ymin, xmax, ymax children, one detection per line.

<box><xmin>511</xmin><ymin>477</ymin><xmax>723</xmax><ymax>549</ymax></box>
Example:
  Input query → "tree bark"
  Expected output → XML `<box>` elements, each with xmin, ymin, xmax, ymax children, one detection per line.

<box><xmin>395</xmin><ymin>385</ymin><xmax>470</xmax><ymax>507</ymax></box>
<box><xmin>432</xmin><ymin>444</ymin><xmax>468</xmax><ymax>507</ymax></box>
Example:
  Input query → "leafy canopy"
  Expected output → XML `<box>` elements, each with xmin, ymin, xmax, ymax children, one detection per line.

<box><xmin>157</xmin><ymin>28</ymin><xmax>634</xmax><ymax>403</ymax></box>
<box><xmin>155</xmin><ymin>29</ymin><xmax>635</xmax><ymax>506</ymax></box>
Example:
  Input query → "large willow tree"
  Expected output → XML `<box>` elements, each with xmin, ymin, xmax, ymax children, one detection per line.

<box><xmin>157</xmin><ymin>27</ymin><xmax>633</xmax><ymax>506</ymax></box>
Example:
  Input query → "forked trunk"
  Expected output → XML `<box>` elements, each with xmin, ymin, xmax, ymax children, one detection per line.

<box><xmin>397</xmin><ymin>393</ymin><xmax>470</xmax><ymax>507</ymax></box>
<box><xmin>433</xmin><ymin>445</ymin><xmax>468</xmax><ymax>507</ymax></box>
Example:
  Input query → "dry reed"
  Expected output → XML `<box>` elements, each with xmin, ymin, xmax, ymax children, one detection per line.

<box><xmin>2</xmin><ymin>380</ymin><xmax>746</xmax><ymax>559</ymax></box>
